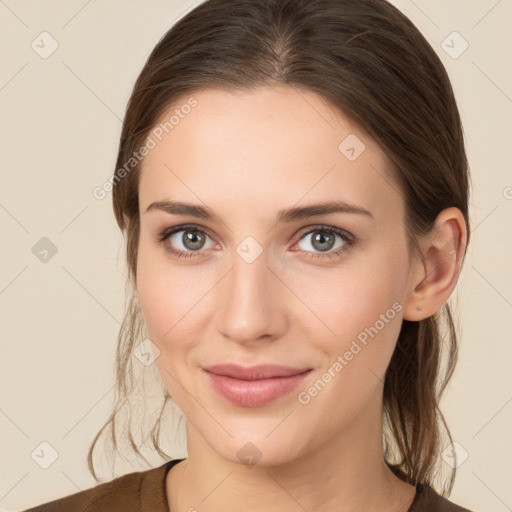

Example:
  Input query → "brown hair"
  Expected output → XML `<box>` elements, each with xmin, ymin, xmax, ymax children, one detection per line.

<box><xmin>88</xmin><ymin>0</ymin><xmax>470</xmax><ymax>496</ymax></box>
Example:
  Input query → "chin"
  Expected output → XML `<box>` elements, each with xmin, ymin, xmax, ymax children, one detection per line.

<box><xmin>204</xmin><ymin>430</ymin><xmax>306</xmax><ymax>468</ymax></box>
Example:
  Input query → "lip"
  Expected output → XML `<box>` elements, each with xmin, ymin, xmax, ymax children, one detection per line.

<box><xmin>203</xmin><ymin>364</ymin><xmax>312</xmax><ymax>407</ymax></box>
<box><xmin>203</xmin><ymin>364</ymin><xmax>311</xmax><ymax>380</ymax></box>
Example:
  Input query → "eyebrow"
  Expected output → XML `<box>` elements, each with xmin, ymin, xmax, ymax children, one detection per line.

<box><xmin>145</xmin><ymin>199</ymin><xmax>374</xmax><ymax>223</ymax></box>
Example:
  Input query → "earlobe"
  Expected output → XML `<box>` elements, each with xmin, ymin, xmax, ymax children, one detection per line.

<box><xmin>403</xmin><ymin>207</ymin><xmax>467</xmax><ymax>321</ymax></box>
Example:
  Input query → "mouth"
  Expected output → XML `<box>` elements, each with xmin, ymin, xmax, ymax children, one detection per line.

<box><xmin>203</xmin><ymin>364</ymin><xmax>313</xmax><ymax>407</ymax></box>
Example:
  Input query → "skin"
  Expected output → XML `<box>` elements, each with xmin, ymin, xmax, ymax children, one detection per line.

<box><xmin>135</xmin><ymin>85</ymin><xmax>467</xmax><ymax>512</ymax></box>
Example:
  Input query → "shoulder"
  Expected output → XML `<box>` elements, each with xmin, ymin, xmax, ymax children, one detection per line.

<box><xmin>22</xmin><ymin>460</ymin><xmax>174</xmax><ymax>512</ymax></box>
<box><xmin>411</xmin><ymin>482</ymin><xmax>478</xmax><ymax>512</ymax></box>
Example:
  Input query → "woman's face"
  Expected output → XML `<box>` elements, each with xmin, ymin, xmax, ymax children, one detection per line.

<box><xmin>136</xmin><ymin>85</ymin><xmax>418</xmax><ymax>465</ymax></box>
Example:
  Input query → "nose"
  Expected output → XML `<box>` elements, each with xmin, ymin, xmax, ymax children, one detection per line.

<box><xmin>215</xmin><ymin>248</ymin><xmax>287</xmax><ymax>345</ymax></box>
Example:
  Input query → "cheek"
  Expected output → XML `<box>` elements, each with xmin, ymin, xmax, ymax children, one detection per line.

<box><xmin>295</xmin><ymin>242</ymin><xmax>409</xmax><ymax>367</ymax></box>
<box><xmin>136</xmin><ymin>248</ymin><xmax>203</xmax><ymax>403</ymax></box>
<box><xmin>135</xmin><ymin>242</ymin><xmax>217</xmax><ymax>393</ymax></box>
<box><xmin>289</xmin><ymin>255</ymin><xmax>407</xmax><ymax>430</ymax></box>
<box><xmin>136</xmin><ymin>253</ymin><xmax>171</xmax><ymax>339</ymax></box>
<box><xmin>136</xmin><ymin>239</ymin><xmax>204</xmax><ymax>335</ymax></box>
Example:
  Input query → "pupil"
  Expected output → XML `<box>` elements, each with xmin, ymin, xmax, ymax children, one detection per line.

<box><xmin>184</xmin><ymin>230</ymin><xmax>204</xmax><ymax>250</ymax></box>
<box><xmin>313</xmin><ymin>231</ymin><xmax>334</xmax><ymax>252</ymax></box>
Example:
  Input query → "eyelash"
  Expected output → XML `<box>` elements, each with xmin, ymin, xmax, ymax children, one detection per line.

<box><xmin>157</xmin><ymin>224</ymin><xmax>355</xmax><ymax>261</ymax></box>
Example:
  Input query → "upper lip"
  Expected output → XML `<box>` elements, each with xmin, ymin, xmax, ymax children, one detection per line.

<box><xmin>203</xmin><ymin>364</ymin><xmax>312</xmax><ymax>380</ymax></box>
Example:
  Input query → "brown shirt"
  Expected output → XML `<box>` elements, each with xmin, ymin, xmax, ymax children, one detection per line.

<box><xmin>23</xmin><ymin>458</ymin><xmax>476</xmax><ymax>512</ymax></box>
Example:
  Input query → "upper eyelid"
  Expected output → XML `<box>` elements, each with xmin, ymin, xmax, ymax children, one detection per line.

<box><xmin>296</xmin><ymin>224</ymin><xmax>352</xmax><ymax>239</ymax></box>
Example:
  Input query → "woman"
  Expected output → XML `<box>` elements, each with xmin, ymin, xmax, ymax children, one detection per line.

<box><xmin>25</xmin><ymin>0</ymin><xmax>476</xmax><ymax>510</ymax></box>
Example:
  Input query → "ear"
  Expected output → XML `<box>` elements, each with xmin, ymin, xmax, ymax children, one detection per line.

<box><xmin>403</xmin><ymin>207</ymin><xmax>467</xmax><ymax>321</ymax></box>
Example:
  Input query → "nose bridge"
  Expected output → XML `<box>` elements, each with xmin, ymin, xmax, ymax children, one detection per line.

<box><xmin>216</xmin><ymin>245</ymin><xmax>283</xmax><ymax>343</ymax></box>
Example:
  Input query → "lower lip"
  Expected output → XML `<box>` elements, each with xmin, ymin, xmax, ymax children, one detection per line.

<box><xmin>204</xmin><ymin>370</ymin><xmax>312</xmax><ymax>407</ymax></box>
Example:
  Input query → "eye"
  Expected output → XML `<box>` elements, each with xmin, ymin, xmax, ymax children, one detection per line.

<box><xmin>158</xmin><ymin>225</ymin><xmax>218</xmax><ymax>259</ymax></box>
<box><xmin>158</xmin><ymin>224</ymin><xmax>354</xmax><ymax>261</ymax></box>
<box><xmin>293</xmin><ymin>225</ymin><xmax>353</xmax><ymax>261</ymax></box>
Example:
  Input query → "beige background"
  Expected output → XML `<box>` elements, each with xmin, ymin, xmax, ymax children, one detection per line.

<box><xmin>1</xmin><ymin>0</ymin><xmax>511</xmax><ymax>510</ymax></box>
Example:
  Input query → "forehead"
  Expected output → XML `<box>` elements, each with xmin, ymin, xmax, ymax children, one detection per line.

<box><xmin>138</xmin><ymin>86</ymin><xmax>402</xmax><ymax>222</ymax></box>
